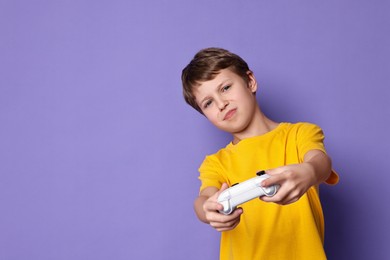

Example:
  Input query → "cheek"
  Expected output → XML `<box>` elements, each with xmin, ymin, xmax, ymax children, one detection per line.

<box><xmin>241</xmin><ymin>92</ymin><xmax>256</xmax><ymax>106</ymax></box>
<box><xmin>205</xmin><ymin>113</ymin><xmax>217</xmax><ymax>123</ymax></box>
<box><xmin>204</xmin><ymin>111</ymin><xmax>220</xmax><ymax>124</ymax></box>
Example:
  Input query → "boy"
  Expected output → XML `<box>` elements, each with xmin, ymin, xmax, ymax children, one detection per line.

<box><xmin>181</xmin><ymin>48</ymin><xmax>339</xmax><ymax>259</ymax></box>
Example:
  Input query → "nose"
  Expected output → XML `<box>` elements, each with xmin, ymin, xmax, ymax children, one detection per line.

<box><xmin>217</xmin><ymin>98</ymin><xmax>229</xmax><ymax>111</ymax></box>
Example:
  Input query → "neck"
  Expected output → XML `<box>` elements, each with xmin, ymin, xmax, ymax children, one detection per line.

<box><xmin>232</xmin><ymin>108</ymin><xmax>279</xmax><ymax>144</ymax></box>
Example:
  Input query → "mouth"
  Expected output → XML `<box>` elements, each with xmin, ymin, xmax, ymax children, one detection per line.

<box><xmin>223</xmin><ymin>108</ymin><xmax>237</xmax><ymax>120</ymax></box>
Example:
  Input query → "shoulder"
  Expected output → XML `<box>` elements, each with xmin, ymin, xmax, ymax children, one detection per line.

<box><xmin>199</xmin><ymin>144</ymin><xmax>230</xmax><ymax>170</ymax></box>
<box><xmin>286</xmin><ymin>122</ymin><xmax>324</xmax><ymax>135</ymax></box>
<box><xmin>290</xmin><ymin>122</ymin><xmax>322</xmax><ymax>129</ymax></box>
<box><xmin>276</xmin><ymin>122</ymin><xmax>326</xmax><ymax>145</ymax></box>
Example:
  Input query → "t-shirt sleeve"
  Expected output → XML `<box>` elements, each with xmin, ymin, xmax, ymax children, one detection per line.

<box><xmin>297</xmin><ymin>123</ymin><xmax>339</xmax><ymax>185</ymax></box>
<box><xmin>198</xmin><ymin>155</ymin><xmax>227</xmax><ymax>193</ymax></box>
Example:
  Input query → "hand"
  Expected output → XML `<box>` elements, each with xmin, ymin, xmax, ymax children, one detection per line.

<box><xmin>202</xmin><ymin>183</ymin><xmax>244</xmax><ymax>232</ymax></box>
<box><xmin>260</xmin><ymin>163</ymin><xmax>316</xmax><ymax>205</ymax></box>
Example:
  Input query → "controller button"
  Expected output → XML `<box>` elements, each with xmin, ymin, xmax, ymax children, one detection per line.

<box><xmin>256</xmin><ymin>170</ymin><xmax>266</xmax><ymax>176</ymax></box>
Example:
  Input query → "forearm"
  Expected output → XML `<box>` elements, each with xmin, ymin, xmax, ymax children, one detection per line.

<box><xmin>194</xmin><ymin>195</ymin><xmax>210</xmax><ymax>223</ymax></box>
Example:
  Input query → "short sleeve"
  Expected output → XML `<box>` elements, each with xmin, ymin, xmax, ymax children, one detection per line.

<box><xmin>326</xmin><ymin>169</ymin><xmax>339</xmax><ymax>185</ymax></box>
<box><xmin>297</xmin><ymin>123</ymin><xmax>339</xmax><ymax>185</ymax></box>
<box><xmin>296</xmin><ymin>123</ymin><xmax>326</xmax><ymax>158</ymax></box>
<box><xmin>198</xmin><ymin>155</ymin><xmax>227</xmax><ymax>193</ymax></box>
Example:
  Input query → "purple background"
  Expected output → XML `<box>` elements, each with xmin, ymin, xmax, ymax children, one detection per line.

<box><xmin>1</xmin><ymin>1</ymin><xmax>389</xmax><ymax>259</ymax></box>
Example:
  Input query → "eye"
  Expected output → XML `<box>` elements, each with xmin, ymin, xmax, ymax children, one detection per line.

<box><xmin>203</xmin><ymin>99</ymin><xmax>213</xmax><ymax>109</ymax></box>
<box><xmin>222</xmin><ymin>85</ymin><xmax>231</xmax><ymax>92</ymax></box>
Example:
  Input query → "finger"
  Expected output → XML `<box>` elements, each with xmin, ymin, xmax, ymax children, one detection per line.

<box><xmin>265</xmin><ymin>167</ymin><xmax>286</xmax><ymax>176</ymax></box>
<box><xmin>261</xmin><ymin>188</ymin><xmax>299</xmax><ymax>205</ymax></box>
<box><xmin>261</xmin><ymin>173</ymin><xmax>284</xmax><ymax>187</ymax></box>
<box><xmin>260</xmin><ymin>187</ymin><xmax>287</xmax><ymax>203</ymax></box>
<box><xmin>261</xmin><ymin>194</ymin><xmax>280</xmax><ymax>203</ymax></box>
<box><xmin>210</xmin><ymin>210</ymin><xmax>243</xmax><ymax>231</ymax></box>
<box><xmin>214</xmin><ymin>219</ymin><xmax>241</xmax><ymax>232</ymax></box>
<box><xmin>203</xmin><ymin>200</ymin><xmax>223</xmax><ymax>212</ymax></box>
<box><xmin>211</xmin><ymin>207</ymin><xmax>243</xmax><ymax>223</ymax></box>
<box><xmin>210</xmin><ymin>206</ymin><xmax>243</xmax><ymax>222</ymax></box>
<box><xmin>228</xmin><ymin>207</ymin><xmax>243</xmax><ymax>219</ymax></box>
<box><xmin>210</xmin><ymin>217</ymin><xmax>239</xmax><ymax>229</ymax></box>
<box><xmin>262</xmin><ymin>168</ymin><xmax>288</xmax><ymax>188</ymax></box>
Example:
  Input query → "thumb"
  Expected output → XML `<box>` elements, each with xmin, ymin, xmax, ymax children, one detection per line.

<box><xmin>216</xmin><ymin>183</ymin><xmax>229</xmax><ymax>195</ymax></box>
<box><xmin>220</xmin><ymin>183</ymin><xmax>229</xmax><ymax>191</ymax></box>
<box><xmin>212</xmin><ymin>183</ymin><xmax>229</xmax><ymax>200</ymax></box>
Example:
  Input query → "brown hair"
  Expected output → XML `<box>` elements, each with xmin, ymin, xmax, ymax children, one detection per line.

<box><xmin>181</xmin><ymin>47</ymin><xmax>251</xmax><ymax>114</ymax></box>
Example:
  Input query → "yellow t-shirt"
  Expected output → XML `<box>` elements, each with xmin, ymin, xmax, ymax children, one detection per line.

<box><xmin>198</xmin><ymin>122</ymin><xmax>339</xmax><ymax>260</ymax></box>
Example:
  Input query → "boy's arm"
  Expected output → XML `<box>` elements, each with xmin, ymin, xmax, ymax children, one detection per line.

<box><xmin>194</xmin><ymin>184</ymin><xmax>243</xmax><ymax>232</ymax></box>
<box><xmin>261</xmin><ymin>149</ymin><xmax>332</xmax><ymax>205</ymax></box>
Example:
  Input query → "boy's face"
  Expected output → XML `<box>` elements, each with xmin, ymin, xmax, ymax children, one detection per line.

<box><xmin>193</xmin><ymin>68</ymin><xmax>258</xmax><ymax>135</ymax></box>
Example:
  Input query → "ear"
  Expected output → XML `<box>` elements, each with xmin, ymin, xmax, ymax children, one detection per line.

<box><xmin>246</xmin><ymin>70</ymin><xmax>258</xmax><ymax>93</ymax></box>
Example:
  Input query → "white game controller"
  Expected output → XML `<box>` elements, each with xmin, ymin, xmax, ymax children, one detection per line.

<box><xmin>217</xmin><ymin>171</ymin><xmax>279</xmax><ymax>215</ymax></box>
